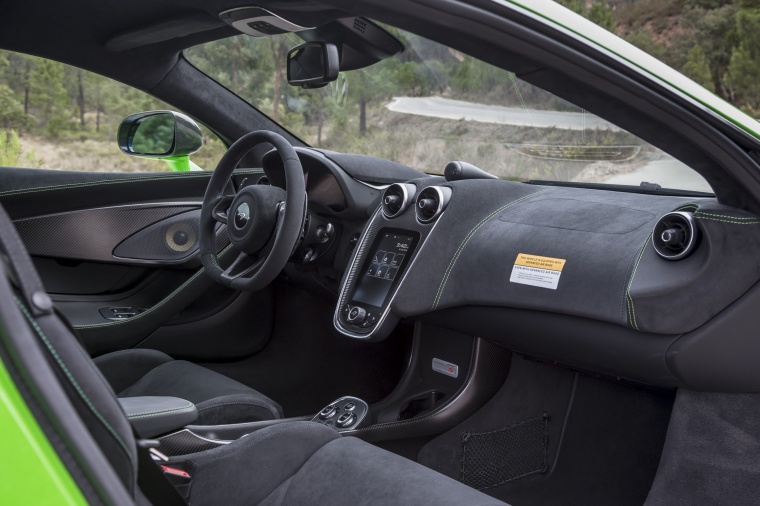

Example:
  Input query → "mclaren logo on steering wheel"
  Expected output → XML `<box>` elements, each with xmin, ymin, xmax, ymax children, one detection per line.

<box><xmin>234</xmin><ymin>202</ymin><xmax>250</xmax><ymax>229</ymax></box>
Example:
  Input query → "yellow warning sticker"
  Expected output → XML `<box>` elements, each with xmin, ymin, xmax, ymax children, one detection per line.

<box><xmin>510</xmin><ymin>253</ymin><xmax>566</xmax><ymax>290</ymax></box>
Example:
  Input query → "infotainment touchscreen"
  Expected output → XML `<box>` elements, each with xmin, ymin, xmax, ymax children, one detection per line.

<box><xmin>350</xmin><ymin>230</ymin><xmax>419</xmax><ymax>309</ymax></box>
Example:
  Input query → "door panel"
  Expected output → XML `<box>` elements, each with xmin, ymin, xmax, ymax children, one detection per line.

<box><xmin>0</xmin><ymin>167</ymin><xmax>272</xmax><ymax>359</ymax></box>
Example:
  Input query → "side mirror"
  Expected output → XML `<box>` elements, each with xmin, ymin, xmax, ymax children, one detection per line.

<box><xmin>118</xmin><ymin>111</ymin><xmax>202</xmax><ymax>158</ymax></box>
<box><xmin>287</xmin><ymin>42</ymin><xmax>339</xmax><ymax>89</ymax></box>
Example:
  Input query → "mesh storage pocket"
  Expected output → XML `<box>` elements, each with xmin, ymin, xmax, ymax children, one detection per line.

<box><xmin>461</xmin><ymin>413</ymin><xmax>548</xmax><ymax>490</ymax></box>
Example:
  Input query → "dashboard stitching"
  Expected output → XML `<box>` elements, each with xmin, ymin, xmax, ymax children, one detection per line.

<box><xmin>431</xmin><ymin>188</ymin><xmax>552</xmax><ymax>311</ymax></box>
<box><xmin>672</xmin><ymin>203</ymin><xmax>760</xmax><ymax>224</ymax></box>
<box><xmin>619</xmin><ymin>244</ymin><xmax>640</xmax><ymax>323</ymax></box>
<box><xmin>695</xmin><ymin>216</ymin><xmax>760</xmax><ymax>225</ymax></box>
<box><xmin>626</xmin><ymin>203</ymin><xmax>700</xmax><ymax>330</ymax></box>
<box><xmin>0</xmin><ymin>169</ymin><xmax>264</xmax><ymax>197</ymax></box>
<box><xmin>695</xmin><ymin>211</ymin><xmax>759</xmax><ymax>220</ymax></box>
<box><xmin>626</xmin><ymin>234</ymin><xmax>651</xmax><ymax>330</ymax></box>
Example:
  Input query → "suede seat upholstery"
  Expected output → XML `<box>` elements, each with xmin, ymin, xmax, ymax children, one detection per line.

<box><xmin>94</xmin><ymin>349</ymin><xmax>283</xmax><ymax>425</ymax></box>
<box><xmin>169</xmin><ymin>421</ymin><xmax>507</xmax><ymax>506</ymax></box>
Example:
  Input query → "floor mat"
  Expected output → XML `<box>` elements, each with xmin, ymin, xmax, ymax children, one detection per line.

<box><xmin>645</xmin><ymin>390</ymin><xmax>760</xmax><ymax>506</ymax></box>
<box><xmin>418</xmin><ymin>354</ymin><xmax>674</xmax><ymax>506</ymax></box>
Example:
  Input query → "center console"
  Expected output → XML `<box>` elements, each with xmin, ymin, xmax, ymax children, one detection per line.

<box><xmin>334</xmin><ymin>182</ymin><xmax>451</xmax><ymax>341</ymax></box>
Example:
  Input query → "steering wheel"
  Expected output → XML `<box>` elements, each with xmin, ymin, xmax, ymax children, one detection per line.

<box><xmin>199</xmin><ymin>131</ymin><xmax>306</xmax><ymax>290</ymax></box>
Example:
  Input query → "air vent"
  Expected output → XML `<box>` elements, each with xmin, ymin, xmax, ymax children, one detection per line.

<box><xmin>415</xmin><ymin>186</ymin><xmax>452</xmax><ymax>223</ymax></box>
<box><xmin>257</xmin><ymin>176</ymin><xmax>270</xmax><ymax>186</ymax></box>
<box><xmin>652</xmin><ymin>211</ymin><xmax>700</xmax><ymax>261</ymax></box>
<box><xmin>381</xmin><ymin>183</ymin><xmax>414</xmax><ymax>218</ymax></box>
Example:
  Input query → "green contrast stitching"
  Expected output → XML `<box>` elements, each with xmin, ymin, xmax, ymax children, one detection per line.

<box><xmin>73</xmin><ymin>244</ymin><xmax>233</xmax><ymax>329</ymax></box>
<box><xmin>14</xmin><ymin>297</ymin><xmax>132</xmax><ymax>458</ymax></box>
<box><xmin>695</xmin><ymin>216</ymin><xmax>760</xmax><ymax>225</ymax></box>
<box><xmin>431</xmin><ymin>189</ymin><xmax>551</xmax><ymax>310</ymax></box>
<box><xmin>0</xmin><ymin>169</ymin><xmax>263</xmax><ymax>198</ymax></box>
<box><xmin>626</xmin><ymin>235</ymin><xmax>651</xmax><ymax>330</ymax></box>
<box><xmin>695</xmin><ymin>211</ymin><xmax>759</xmax><ymax>220</ymax></box>
<box><xmin>126</xmin><ymin>403</ymin><xmax>194</xmax><ymax>419</ymax></box>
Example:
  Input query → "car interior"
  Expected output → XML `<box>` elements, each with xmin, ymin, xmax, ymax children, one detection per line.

<box><xmin>2</xmin><ymin>0</ymin><xmax>760</xmax><ymax>505</ymax></box>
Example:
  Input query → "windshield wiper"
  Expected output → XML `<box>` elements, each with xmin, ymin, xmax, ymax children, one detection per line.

<box><xmin>526</xmin><ymin>180</ymin><xmax>714</xmax><ymax>198</ymax></box>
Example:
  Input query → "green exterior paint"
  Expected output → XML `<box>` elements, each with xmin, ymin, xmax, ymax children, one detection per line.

<box><xmin>159</xmin><ymin>155</ymin><xmax>204</xmax><ymax>172</ymax></box>
<box><xmin>502</xmin><ymin>0</ymin><xmax>760</xmax><ymax>140</ymax></box>
<box><xmin>0</xmin><ymin>355</ymin><xmax>87</xmax><ymax>505</ymax></box>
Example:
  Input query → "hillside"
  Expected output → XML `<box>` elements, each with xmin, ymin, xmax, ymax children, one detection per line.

<box><xmin>562</xmin><ymin>0</ymin><xmax>760</xmax><ymax>115</ymax></box>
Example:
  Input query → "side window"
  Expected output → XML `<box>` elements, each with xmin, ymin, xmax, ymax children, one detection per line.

<box><xmin>0</xmin><ymin>50</ymin><xmax>225</xmax><ymax>172</ymax></box>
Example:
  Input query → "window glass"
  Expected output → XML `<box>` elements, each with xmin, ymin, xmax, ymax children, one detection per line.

<box><xmin>0</xmin><ymin>50</ymin><xmax>225</xmax><ymax>172</ymax></box>
<box><xmin>185</xmin><ymin>27</ymin><xmax>712</xmax><ymax>193</ymax></box>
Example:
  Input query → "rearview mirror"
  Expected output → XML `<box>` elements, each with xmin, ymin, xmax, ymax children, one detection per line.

<box><xmin>287</xmin><ymin>42</ymin><xmax>339</xmax><ymax>89</ymax></box>
<box><xmin>117</xmin><ymin>111</ymin><xmax>202</xmax><ymax>158</ymax></box>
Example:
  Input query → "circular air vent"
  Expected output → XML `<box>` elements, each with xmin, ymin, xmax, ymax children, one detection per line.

<box><xmin>415</xmin><ymin>186</ymin><xmax>452</xmax><ymax>223</ymax></box>
<box><xmin>381</xmin><ymin>183</ymin><xmax>414</xmax><ymax>218</ymax></box>
<box><xmin>652</xmin><ymin>211</ymin><xmax>700</xmax><ymax>261</ymax></box>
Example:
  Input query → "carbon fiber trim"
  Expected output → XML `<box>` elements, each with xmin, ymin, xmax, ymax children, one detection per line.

<box><xmin>344</xmin><ymin>338</ymin><xmax>512</xmax><ymax>442</ymax></box>
<box><xmin>15</xmin><ymin>203</ymin><xmax>199</xmax><ymax>263</ymax></box>
<box><xmin>157</xmin><ymin>429</ymin><xmax>228</xmax><ymax>457</ymax></box>
<box><xmin>113</xmin><ymin>209</ymin><xmax>228</xmax><ymax>263</ymax></box>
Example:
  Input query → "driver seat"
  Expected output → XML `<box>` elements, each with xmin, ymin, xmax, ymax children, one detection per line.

<box><xmin>94</xmin><ymin>349</ymin><xmax>283</xmax><ymax>424</ymax></box>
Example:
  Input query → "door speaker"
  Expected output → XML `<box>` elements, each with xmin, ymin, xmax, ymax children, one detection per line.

<box><xmin>165</xmin><ymin>222</ymin><xmax>197</xmax><ymax>253</ymax></box>
<box><xmin>113</xmin><ymin>209</ymin><xmax>204</xmax><ymax>261</ymax></box>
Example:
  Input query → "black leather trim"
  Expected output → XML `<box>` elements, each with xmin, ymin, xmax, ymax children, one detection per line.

<box><xmin>120</xmin><ymin>396</ymin><xmax>198</xmax><ymax>438</ymax></box>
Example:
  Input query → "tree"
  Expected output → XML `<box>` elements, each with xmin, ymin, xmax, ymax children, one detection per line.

<box><xmin>687</xmin><ymin>4</ymin><xmax>740</xmax><ymax>100</ymax></box>
<box><xmin>0</xmin><ymin>85</ymin><xmax>27</xmax><ymax>128</ymax></box>
<box><xmin>589</xmin><ymin>2</ymin><xmax>616</xmax><ymax>32</ymax></box>
<box><xmin>28</xmin><ymin>58</ymin><xmax>73</xmax><ymax>137</ymax></box>
<box><xmin>729</xmin><ymin>1</ymin><xmax>760</xmax><ymax>110</ymax></box>
<box><xmin>269</xmin><ymin>38</ymin><xmax>288</xmax><ymax>124</ymax></box>
<box><xmin>682</xmin><ymin>45</ymin><xmax>715</xmax><ymax>92</ymax></box>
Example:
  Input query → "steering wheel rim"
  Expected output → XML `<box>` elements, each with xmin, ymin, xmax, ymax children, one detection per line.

<box><xmin>199</xmin><ymin>130</ymin><xmax>306</xmax><ymax>290</ymax></box>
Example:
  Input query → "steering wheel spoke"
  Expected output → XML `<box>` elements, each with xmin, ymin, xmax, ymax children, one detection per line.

<box><xmin>220</xmin><ymin>251</ymin><xmax>264</xmax><ymax>284</ymax></box>
<box><xmin>211</xmin><ymin>195</ymin><xmax>235</xmax><ymax>224</ymax></box>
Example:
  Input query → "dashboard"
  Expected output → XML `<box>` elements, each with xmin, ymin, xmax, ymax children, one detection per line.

<box><xmin>256</xmin><ymin>145</ymin><xmax>760</xmax><ymax>392</ymax></box>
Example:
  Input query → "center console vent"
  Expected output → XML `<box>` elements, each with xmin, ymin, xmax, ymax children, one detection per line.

<box><xmin>415</xmin><ymin>186</ymin><xmax>452</xmax><ymax>223</ymax></box>
<box><xmin>381</xmin><ymin>183</ymin><xmax>416</xmax><ymax>218</ymax></box>
<box><xmin>652</xmin><ymin>211</ymin><xmax>700</xmax><ymax>261</ymax></box>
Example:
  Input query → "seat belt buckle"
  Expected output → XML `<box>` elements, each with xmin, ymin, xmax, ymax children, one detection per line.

<box><xmin>137</xmin><ymin>439</ymin><xmax>170</xmax><ymax>462</ymax></box>
<box><xmin>161</xmin><ymin>466</ymin><xmax>191</xmax><ymax>479</ymax></box>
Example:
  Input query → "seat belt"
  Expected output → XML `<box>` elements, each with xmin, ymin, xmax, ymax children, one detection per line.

<box><xmin>135</xmin><ymin>437</ymin><xmax>189</xmax><ymax>506</ymax></box>
<box><xmin>0</xmin><ymin>203</ymin><xmax>189</xmax><ymax>505</ymax></box>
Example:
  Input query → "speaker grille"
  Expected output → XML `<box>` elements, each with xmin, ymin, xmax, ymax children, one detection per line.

<box><xmin>113</xmin><ymin>209</ymin><xmax>205</xmax><ymax>261</ymax></box>
<box><xmin>353</xmin><ymin>17</ymin><xmax>367</xmax><ymax>33</ymax></box>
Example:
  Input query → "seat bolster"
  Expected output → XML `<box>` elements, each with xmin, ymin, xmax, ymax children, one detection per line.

<box><xmin>94</xmin><ymin>349</ymin><xmax>173</xmax><ymax>394</ymax></box>
<box><xmin>169</xmin><ymin>422</ymin><xmax>339</xmax><ymax>506</ymax></box>
<box><xmin>268</xmin><ymin>436</ymin><xmax>508</xmax><ymax>506</ymax></box>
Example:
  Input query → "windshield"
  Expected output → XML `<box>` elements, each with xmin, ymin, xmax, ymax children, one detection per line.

<box><xmin>185</xmin><ymin>27</ymin><xmax>711</xmax><ymax>193</ymax></box>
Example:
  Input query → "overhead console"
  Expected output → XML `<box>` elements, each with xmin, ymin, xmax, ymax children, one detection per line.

<box><xmin>334</xmin><ymin>181</ymin><xmax>449</xmax><ymax>340</ymax></box>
